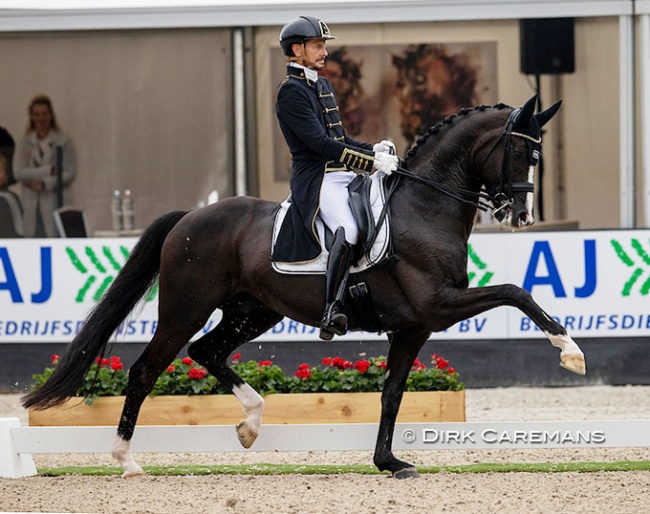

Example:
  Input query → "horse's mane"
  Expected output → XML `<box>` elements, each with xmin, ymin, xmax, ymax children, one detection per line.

<box><xmin>405</xmin><ymin>103</ymin><xmax>512</xmax><ymax>161</ymax></box>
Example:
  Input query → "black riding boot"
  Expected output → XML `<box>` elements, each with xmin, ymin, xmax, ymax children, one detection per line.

<box><xmin>319</xmin><ymin>227</ymin><xmax>353</xmax><ymax>341</ymax></box>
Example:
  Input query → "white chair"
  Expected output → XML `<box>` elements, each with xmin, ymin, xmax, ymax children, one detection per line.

<box><xmin>53</xmin><ymin>207</ymin><xmax>89</xmax><ymax>238</ymax></box>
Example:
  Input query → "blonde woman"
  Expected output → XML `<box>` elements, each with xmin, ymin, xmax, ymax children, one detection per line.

<box><xmin>14</xmin><ymin>95</ymin><xmax>77</xmax><ymax>237</ymax></box>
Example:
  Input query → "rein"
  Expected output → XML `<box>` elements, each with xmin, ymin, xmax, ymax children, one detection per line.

<box><xmin>392</xmin><ymin>165</ymin><xmax>495</xmax><ymax>213</ymax></box>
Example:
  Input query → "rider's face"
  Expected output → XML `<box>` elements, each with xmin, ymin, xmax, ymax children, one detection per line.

<box><xmin>293</xmin><ymin>38</ymin><xmax>328</xmax><ymax>70</ymax></box>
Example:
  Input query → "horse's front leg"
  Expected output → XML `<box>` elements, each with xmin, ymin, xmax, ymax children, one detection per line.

<box><xmin>374</xmin><ymin>328</ymin><xmax>430</xmax><ymax>479</ymax></box>
<box><xmin>438</xmin><ymin>284</ymin><xmax>586</xmax><ymax>375</ymax></box>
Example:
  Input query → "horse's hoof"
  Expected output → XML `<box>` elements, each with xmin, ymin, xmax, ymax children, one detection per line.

<box><xmin>236</xmin><ymin>420</ymin><xmax>259</xmax><ymax>448</ymax></box>
<box><xmin>393</xmin><ymin>467</ymin><xmax>420</xmax><ymax>479</ymax></box>
<box><xmin>122</xmin><ymin>468</ymin><xmax>146</xmax><ymax>479</ymax></box>
<box><xmin>560</xmin><ymin>353</ymin><xmax>586</xmax><ymax>375</ymax></box>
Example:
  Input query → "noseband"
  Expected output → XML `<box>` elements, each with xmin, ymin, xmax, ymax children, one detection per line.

<box><xmin>393</xmin><ymin>107</ymin><xmax>540</xmax><ymax>215</ymax></box>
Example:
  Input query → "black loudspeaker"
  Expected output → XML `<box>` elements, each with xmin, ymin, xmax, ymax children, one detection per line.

<box><xmin>520</xmin><ymin>18</ymin><xmax>575</xmax><ymax>75</ymax></box>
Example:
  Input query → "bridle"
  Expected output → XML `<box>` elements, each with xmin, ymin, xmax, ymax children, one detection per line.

<box><xmin>392</xmin><ymin>107</ymin><xmax>541</xmax><ymax>216</ymax></box>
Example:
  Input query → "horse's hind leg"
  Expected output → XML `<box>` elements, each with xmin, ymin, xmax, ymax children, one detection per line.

<box><xmin>111</xmin><ymin>321</ymin><xmax>203</xmax><ymax>477</ymax></box>
<box><xmin>188</xmin><ymin>299</ymin><xmax>283</xmax><ymax>448</ymax></box>
<box><xmin>374</xmin><ymin>327</ymin><xmax>430</xmax><ymax>479</ymax></box>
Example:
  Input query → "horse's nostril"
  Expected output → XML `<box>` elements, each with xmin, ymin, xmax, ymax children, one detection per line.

<box><xmin>519</xmin><ymin>212</ymin><xmax>533</xmax><ymax>226</ymax></box>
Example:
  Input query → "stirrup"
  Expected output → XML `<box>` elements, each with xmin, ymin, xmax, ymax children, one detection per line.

<box><xmin>319</xmin><ymin>303</ymin><xmax>348</xmax><ymax>340</ymax></box>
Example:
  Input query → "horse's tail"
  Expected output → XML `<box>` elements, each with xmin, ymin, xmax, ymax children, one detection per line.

<box><xmin>22</xmin><ymin>210</ymin><xmax>188</xmax><ymax>410</ymax></box>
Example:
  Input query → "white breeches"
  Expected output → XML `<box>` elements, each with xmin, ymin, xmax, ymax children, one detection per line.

<box><xmin>319</xmin><ymin>171</ymin><xmax>359</xmax><ymax>245</ymax></box>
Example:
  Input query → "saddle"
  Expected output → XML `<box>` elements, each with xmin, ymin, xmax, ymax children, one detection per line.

<box><xmin>271</xmin><ymin>172</ymin><xmax>391</xmax><ymax>275</ymax></box>
<box><xmin>347</xmin><ymin>173</ymin><xmax>380</xmax><ymax>259</ymax></box>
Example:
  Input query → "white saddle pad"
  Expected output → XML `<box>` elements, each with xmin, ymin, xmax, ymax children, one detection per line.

<box><xmin>271</xmin><ymin>173</ymin><xmax>391</xmax><ymax>275</ymax></box>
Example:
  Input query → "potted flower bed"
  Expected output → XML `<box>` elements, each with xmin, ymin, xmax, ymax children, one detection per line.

<box><xmin>27</xmin><ymin>353</ymin><xmax>465</xmax><ymax>426</ymax></box>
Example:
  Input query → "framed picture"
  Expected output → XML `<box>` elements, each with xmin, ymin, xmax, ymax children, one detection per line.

<box><xmin>270</xmin><ymin>42</ymin><xmax>498</xmax><ymax>182</ymax></box>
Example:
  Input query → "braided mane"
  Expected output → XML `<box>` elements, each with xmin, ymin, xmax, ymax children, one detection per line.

<box><xmin>405</xmin><ymin>103</ymin><xmax>512</xmax><ymax>160</ymax></box>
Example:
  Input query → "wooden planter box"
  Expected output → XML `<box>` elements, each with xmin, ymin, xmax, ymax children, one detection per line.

<box><xmin>28</xmin><ymin>390</ymin><xmax>465</xmax><ymax>426</ymax></box>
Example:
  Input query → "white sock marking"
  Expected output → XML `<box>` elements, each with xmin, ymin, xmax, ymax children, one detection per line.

<box><xmin>233</xmin><ymin>383</ymin><xmax>264</xmax><ymax>434</ymax></box>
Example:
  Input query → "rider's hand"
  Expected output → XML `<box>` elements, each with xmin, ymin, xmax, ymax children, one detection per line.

<box><xmin>373</xmin><ymin>139</ymin><xmax>396</xmax><ymax>155</ymax></box>
<box><xmin>373</xmin><ymin>152</ymin><xmax>399</xmax><ymax>175</ymax></box>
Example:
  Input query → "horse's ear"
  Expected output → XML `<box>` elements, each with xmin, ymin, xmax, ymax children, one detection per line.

<box><xmin>535</xmin><ymin>100</ymin><xmax>563</xmax><ymax>128</ymax></box>
<box><xmin>519</xmin><ymin>95</ymin><xmax>538</xmax><ymax>122</ymax></box>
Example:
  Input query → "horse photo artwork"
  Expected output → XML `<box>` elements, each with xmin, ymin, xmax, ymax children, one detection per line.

<box><xmin>24</xmin><ymin>95</ymin><xmax>586</xmax><ymax>479</ymax></box>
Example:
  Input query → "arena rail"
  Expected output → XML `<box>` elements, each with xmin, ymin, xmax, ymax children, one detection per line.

<box><xmin>2</xmin><ymin>417</ymin><xmax>650</xmax><ymax>478</ymax></box>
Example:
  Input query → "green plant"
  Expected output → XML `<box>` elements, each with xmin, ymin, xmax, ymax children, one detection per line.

<box><xmin>32</xmin><ymin>352</ymin><xmax>463</xmax><ymax>404</ymax></box>
<box><xmin>33</xmin><ymin>354</ymin><xmax>130</xmax><ymax>405</ymax></box>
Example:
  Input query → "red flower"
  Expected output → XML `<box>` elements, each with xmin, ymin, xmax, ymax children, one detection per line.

<box><xmin>322</xmin><ymin>357</ymin><xmax>332</xmax><ymax>366</ymax></box>
<box><xmin>110</xmin><ymin>361</ymin><xmax>123</xmax><ymax>371</ymax></box>
<box><xmin>232</xmin><ymin>353</ymin><xmax>241</xmax><ymax>360</ymax></box>
<box><xmin>447</xmin><ymin>367</ymin><xmax>456</xmax><ymax>374</ymax></box>
<box><xmin>412</xmin><ymin>357</ymin><xmax>426</xmax><ymax>371</ymax></box>
<box><xmin>376</xmin><ymin>361</ymin><xmax>387</xmax><ymax>370</ymax></box>
<box><xmin>331</xmin><ymin>357</ymin><xmax>352</xmax><ymax>369</ymax></box>
<box><xmin>50</xmin><ymin>354</ymin><xmax>60</xmax><ymax>365</ymax></box>
<box><xmin>188</xmin><ymin>367</ymin><xmax>207</xmax><ymax>379</ymax></box>
<box><xmin>354</xmin><ymin>360</ymin><xmax>371</xmax><ymax>373</ymax></box>
<box><xmin>294</xmin><ymin>363</ymin><xmax>312</xmax><ymax>379</ymax></box>
<box><xmin>166</xmin><ymin>364</ymin><xmax>175</xmax><ymax>372</ymax></box>
<box><xmin>435</xmin><ymin>357</ymin><xmax>449</xmax><ymax>370</ymax></box>
<box><xmin>182</xmin><ymin>357</ymin><xmax>193</xmax><ymax>365</ymax></box>
<box><xmin>258</xmin><ymin>360</ymin><xmax>272</xmax><ymax>367</ymax></box>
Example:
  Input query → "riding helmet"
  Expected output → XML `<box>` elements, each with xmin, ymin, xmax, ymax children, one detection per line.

<box><xmin>279</xmin><ymin>16</ymin><xmax>336</xmax><ymax>56</ymax></box>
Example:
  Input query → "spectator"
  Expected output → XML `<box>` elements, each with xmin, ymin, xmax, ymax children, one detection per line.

<box><xmin>0</xmin><ymin>125</ymin><xmax>15</xmax><ymax>185</ymax></box>
<box><xmin>13</xmin><ymin>94</ymin><xmax>77</xmax><ymax>237</ymax></box>
<box><xmin>0</xmin><ymin>153</ymin><xmax>24</xmax><ymax>238</ymax></box>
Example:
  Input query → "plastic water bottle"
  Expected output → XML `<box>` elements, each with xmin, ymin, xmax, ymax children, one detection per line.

<box><xmin>122</xmin><ymin>189</ymin><xmax>135</xmax><ymax>231</ymax></box>
<box><xmin>111</xmin><ymin>190</ymin><xmax>123</xmax><ymax>231</ymax></box>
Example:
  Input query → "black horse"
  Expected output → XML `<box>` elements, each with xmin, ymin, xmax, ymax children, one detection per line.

<box><xmin>23</xmin><ymin>95</ymin><xmax>585</xmax><ymax>479</ymax></box>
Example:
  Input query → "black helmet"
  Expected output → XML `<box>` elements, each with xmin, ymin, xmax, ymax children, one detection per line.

<box><xmin>279</xmin><ymin>16</ymin><xmax>336</xmax><ymax>56</ymax></box>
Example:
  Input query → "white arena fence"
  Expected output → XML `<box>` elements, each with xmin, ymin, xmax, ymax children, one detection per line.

<box><xmin>2</xmin><ymin>418</ymin><xmax>650</xmax><ymax>478</ymax></box>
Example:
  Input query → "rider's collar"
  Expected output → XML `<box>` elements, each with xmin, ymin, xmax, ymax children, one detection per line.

<box><xmin>290</xmin><ymin>62</ymin><xmax>319</xmax><ymax>84</ymax></box>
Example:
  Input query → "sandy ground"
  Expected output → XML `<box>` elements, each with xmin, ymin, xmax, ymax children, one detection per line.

<box><xmin>1</xmin><ymin>386</ymin><xmax>649</xmax><ymax>513</ymax></box>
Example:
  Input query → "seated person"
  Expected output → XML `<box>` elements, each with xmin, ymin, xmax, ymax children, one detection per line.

<box><xmin>0</xmin><ymin>153</ymin><xmax>24</xmax><ymax>238</ymax></box>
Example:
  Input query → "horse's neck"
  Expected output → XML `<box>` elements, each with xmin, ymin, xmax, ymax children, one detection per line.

<box><xmin>398</xmin><ymin>127</ymin><xmax>487</xmax><ymax>239</ymax></box>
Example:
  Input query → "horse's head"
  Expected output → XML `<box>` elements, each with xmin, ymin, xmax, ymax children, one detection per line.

<box><xmin>480</xmin><ymin>95</ymin><xmax>561</xmax><ymax>228</ymax></box>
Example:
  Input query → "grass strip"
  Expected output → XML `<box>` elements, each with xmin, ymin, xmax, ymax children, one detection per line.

<box><xmin>37</xmin><ymin>460</ymin><xmax>650</xmax><ymax>477</ymax></box>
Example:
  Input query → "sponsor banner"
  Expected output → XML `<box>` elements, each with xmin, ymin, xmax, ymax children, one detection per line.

<box><xmin>1</xmin><ymin>229</ymin><xmax>649</xmax><ymax>343</ymax></box>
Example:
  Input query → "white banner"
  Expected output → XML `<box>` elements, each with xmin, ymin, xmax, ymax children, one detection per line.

<box><xmin>1</xmin><ymin>229</ymin><xmax>649</xmax><ymax>343</ymax></box>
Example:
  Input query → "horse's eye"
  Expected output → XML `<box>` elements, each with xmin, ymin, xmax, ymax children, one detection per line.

<box><xmin>512</xmin><ymin>151</ymin><xmax>527</xmax><ymax>162</ymax></box>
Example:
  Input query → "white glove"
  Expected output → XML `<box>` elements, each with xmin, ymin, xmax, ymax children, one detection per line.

<box><xmin>373</xmin><ymin>139</ymin><xmax>397</xmax><ymax>155</ymax></box>
<box><xmin>373</xmin><ymin>152</ymin><xmax>399</xmax><ymax>175</ymax></box>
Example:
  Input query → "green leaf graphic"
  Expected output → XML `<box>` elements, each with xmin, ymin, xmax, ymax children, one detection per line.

<box><xmin>611</xmin><ymin>238</ymin><xmax>650</xmax><ymax>296</ymax></box>
<box><xmin>467</xmin><ymin>244</ymin><xmax>494</xmax><ymax>287</ymax></box>
<box><xmin>65</xmin><ymin>245</ymin><xmax>156</xmax><ymax>303</ymax></box>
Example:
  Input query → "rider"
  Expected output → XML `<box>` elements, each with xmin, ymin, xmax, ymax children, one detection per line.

<box><xmin>272</xmin><ymin>15</ymin><xmax>399</xmax><ymax>341</ymax></box>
